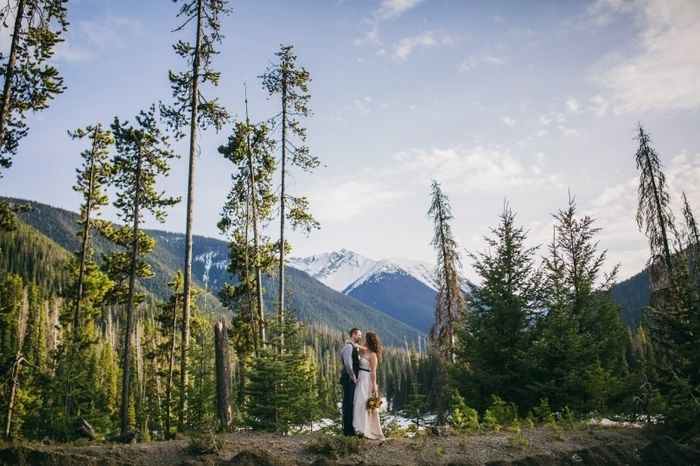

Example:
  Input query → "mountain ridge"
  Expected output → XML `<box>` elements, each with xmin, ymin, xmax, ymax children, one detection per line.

<box><xmin>3</xmin><ymin>197</ymin><xmax>424</xmax><ymax>346</ymax></box>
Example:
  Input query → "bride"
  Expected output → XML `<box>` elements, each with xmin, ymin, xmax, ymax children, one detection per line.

<box><xmin>353</xmin><ymin>332</ymin><xmax>385</xmax><ymax>440</ymax></box>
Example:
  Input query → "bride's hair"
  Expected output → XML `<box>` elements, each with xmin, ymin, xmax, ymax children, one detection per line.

<box><xmin>365</xmin><ymin>332</ymin><xmax>382</xmax><ymax>360</ymax></box>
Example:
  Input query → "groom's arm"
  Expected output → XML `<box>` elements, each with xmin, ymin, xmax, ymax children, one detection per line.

<box><xmin>342</xmin><ymin>343</ymin><xmax>357</xmax><ymax>384</ymax></box>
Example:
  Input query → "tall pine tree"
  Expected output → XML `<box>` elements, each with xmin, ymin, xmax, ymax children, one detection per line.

<box><xmin>218</xmin><ymin>114</ymin><xmax>277</xmax><ymax>352</ymax></box>
<box><xmin>530</xmin><ymin>195</ymin><xmax>627</xmax><ymax>413</ymax></box>
<box><xmin>106</xmin><ymin>106</ymin><xmax>179</xmax><ymax>435</ymax></box>
<box><xmin>635</xmin><ymin>124</ymin><xmax>676</xmax><ymax>296</ymax></box>
<box><xmin>427</xmin><ymin>180</ymin><xmax>465</xmax><ymax>424</ymax></box>
<box><xmin>455</xmin><ymin>203</ymin><xmax>540</xmax><ymax>412</ymax></box>
<box><xmin>161</xmin><ymin>0</ymin><xmax>230</xmax><ymax>430</ymax></box>
<box><xmin>261</xmin><ymin>45</ymin><xmax>319</xmax><ymax>331</ymax></box>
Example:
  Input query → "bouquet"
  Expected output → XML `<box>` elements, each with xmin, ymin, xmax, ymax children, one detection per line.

<box><xmin>366</xmin><ymin>393</ymin><xmax>383</xmax><ymax>411</ymax></box>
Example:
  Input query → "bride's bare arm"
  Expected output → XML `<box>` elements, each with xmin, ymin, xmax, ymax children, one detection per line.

<box><xmin>356</xmin><ymin>344</ymin><xmax>368</xmax><ymax>353</ymax></box>
<box><xmin>369</xmin><ymin>352</ymin><xmax>379</xmax><ymax>395</ymax></box>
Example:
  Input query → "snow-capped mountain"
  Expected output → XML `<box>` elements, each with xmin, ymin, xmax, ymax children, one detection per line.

<box><xmin>344</xmin><ymin>257</ymin><xmax>437</xmax><ymax>293</ymax></box>
<box><xmin>290</xmin><ymin>250</ymin><xmax>439</xmax><ymax>332</ymax></box>
<box><xmin>288</xmin><ymin>249</ymin><xmax>377</xmax><ymax>292</ymax></box>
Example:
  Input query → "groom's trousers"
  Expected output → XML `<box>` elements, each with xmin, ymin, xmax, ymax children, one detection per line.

<box><xmin>341</xmin><ymin>376</ymin><xmax>355</xmax><ymax>436</ymax></box>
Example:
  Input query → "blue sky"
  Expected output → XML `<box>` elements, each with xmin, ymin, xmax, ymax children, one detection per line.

<box><xmin>3</xmin><ymin>0</ymin><xmax>700</xmax><ymax>281</ymax></box>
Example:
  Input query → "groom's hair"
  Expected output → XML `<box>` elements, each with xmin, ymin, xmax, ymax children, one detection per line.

<box><xmin>349</xmin><ymin>327</ymin><xmax>360</xmax><ymax>337</ymax></box>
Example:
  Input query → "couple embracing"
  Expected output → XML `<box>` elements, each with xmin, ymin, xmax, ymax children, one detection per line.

<box><xmin>340</xmin><ymin>328</ymin><xmax>385</xmax><ymax>440</ymax></box>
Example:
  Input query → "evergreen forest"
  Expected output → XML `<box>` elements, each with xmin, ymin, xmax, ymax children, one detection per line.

<box><xmin>0</xmin><ymin>0</ymin><xmax>698</xmax><ymax>455</ymax></box>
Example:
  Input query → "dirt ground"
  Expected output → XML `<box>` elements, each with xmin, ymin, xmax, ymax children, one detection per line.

<box><xmin>1</xmin><ymin>425</ymin><xmax>699</xmax><ymax>466</ymax></box>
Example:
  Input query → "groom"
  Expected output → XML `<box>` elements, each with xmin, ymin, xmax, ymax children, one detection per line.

<box><xmin>340</xmin><ymin>327</ymin><xmax>362</xmax><ymax>436</ymax></box>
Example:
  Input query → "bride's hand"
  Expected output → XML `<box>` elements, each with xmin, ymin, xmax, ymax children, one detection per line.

<box><xmin>373</xmin><ymin>384</ymin><xmax>379</xmax><ymax>395</ymax></box>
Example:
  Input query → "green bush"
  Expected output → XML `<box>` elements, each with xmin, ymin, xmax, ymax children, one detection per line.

<box><xmin>450</xmin><ymin>391</ymin><xmax>480</xmax><ymax>433</ymax></box>
<box><xmin>532</xmin><ymin>398</ymin><xmax>555</xmax><ymax>425</ymax></box>
<box><xmin>481</xmin><ymin>409</ymin><xmax>501</xmax><ymax>431</ymax></box>
<box><xmin>486</xmin><ymin>395</ymin><xmax>518</xmax><ymax>426</ymax></box>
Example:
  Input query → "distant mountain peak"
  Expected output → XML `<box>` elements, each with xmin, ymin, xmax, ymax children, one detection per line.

<box><xmin>344</xmin><ymin>257</ymin><xmax>438</xmax><ymax>294</ymax></box>
<box><xmin>288</xmin><ymin>249</ymin><xmax>376</xmax><ymax>292</ymax></box>
<box><xmin>289</xmin><ymin>249</ymin><xmax>438</xmax><ymax>294</ymax></box>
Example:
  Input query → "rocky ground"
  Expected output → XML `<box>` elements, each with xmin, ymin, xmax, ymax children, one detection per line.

<box><xmin>1</xmin><ymin>425</ymin><xmax>699</xmax><ymax>465</ymax></box>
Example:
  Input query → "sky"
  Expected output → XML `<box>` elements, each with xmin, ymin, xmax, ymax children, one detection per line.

<box><xmin>2</xmin><ymin>0</ymin><xmax>700</xmax><ymax>282</ymax></box>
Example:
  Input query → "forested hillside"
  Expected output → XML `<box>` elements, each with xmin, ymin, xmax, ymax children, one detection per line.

<box><xmin>6</xmin><ymin>198</ymin><xmax>423</xmax><ymax>345</ymax></box>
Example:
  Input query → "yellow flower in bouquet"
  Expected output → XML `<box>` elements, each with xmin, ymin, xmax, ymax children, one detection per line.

<box><xmin>366</xmin><ymin>393</ymin><xmax>383</xmax><ymax>411</ymax></box>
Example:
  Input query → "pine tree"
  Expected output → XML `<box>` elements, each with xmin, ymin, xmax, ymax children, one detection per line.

<box><xmin>218</xmin><ymin>113</ymin><xmax>277</xmax><ymax>351</ymax></box>
<box><xmin>530</xmin><ymin>195</ymin><xmax>627</xmax><ymax>412</ymax></box>
<box><xmin>455</xmin><ymin>203</ymin><xmax>540</xmax><ymax>412</ymax></box>
<box><xmin>107</xmin><ymin>106</ymin><xmax>180</xmax><ymax>435</ymax></box>
<box><xmin>642</xmin><ymin>191</ymin><xmax>700</xmax><ymax>435</ymax></box>
<box><xmin>247</xmin><ymin>315</ymin><xmax>318</xmax><ymax>433</ymax></box>
<box><xmin>0</xmin><ymin>0</ymin><xmax>68</xmax><ymax>168</ymax></box>
<box><xmin>0</xmin><ymin>0</ymin><xmax>68</xmax><ymax>229</ymax></box>
<box><xmin>261</xmin><ymin>44</ymin><xmax>320</xmax><ymax>330</ymax></box>
<box><xmin>426</xmin><ymin>180</ymin><xmax>465</xmax><ymax>424</ymax></box>
<box><xmin>681</xmin><ymin>192</ymin><xmax>700</xmax><ymax>286</ymax></box>
<box><xmin>156</xmin><ymin>272</ymin><xmax>183</xmax><ymax>438</ymax></box>
<box><xmin>68</xmin><ymin>124</ymin><xmax>114</xmax><ymax>339</ymax></box>
<box><xmin>161</xmin><ymin>0</ymin><xmax>230</xmax><ymax>431</ymax></box>
<box><xmin>635</xmin><ymin>124</ymin><xmax>676</xmax><ymax>292</ymax></box>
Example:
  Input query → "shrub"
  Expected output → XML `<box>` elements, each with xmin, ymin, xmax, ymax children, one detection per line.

<box><xmin>187</xmin><ymin>429</ymin><xmax>222</xmax><ymax>455</ymax></box>
<box><xmin>450</xmin><ymin>391</ymin><xmax>480</xmax><ymax>433</ymax></box>
<box><xmin>481</xmin><ymin>409</ymin><xmax>501</xmax><ymax>431</ymax></box>
<box><xmin>486</xmin><ymin>395</ymin><xmax>518</xmax><ymax>426</ymax></box>
<box><xmin>532</xmin><ymin>398</ymin><xmax>555</xmax><ymax>425</ymax></box>
<box><xmin>308</xmin><ymin>434</ymin><xmax>361</xmax><ymax>459</ymax></box>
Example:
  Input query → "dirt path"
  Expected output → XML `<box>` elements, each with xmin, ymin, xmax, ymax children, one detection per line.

<box><xmin>1</xmin><ymin>426</ymin><xmax>699</xmax><ymax>465</ymax></box>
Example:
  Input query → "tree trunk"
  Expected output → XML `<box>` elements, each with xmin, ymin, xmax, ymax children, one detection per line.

<box><xmin>214</xmin><ymin>320</ymin><xmax>232</xmax><ymax>427</ymax></box>
<box><xmin>74</xmin><ymin>127</ymin><xmax>100</xmax><ymax>340</ymax></box>
<box><xmin>644</xmin><ymin>151</ymin><xmax>673</xmax><ymax>272</ymax></box>
<box><xmin>278</xmin><ymin>73</ymin><xmax>287</xmax><ymax>346</ymax></box>
<box><xmin>165</xmin><ymin>293</ymin><xmax>178</xmax><ymax>437</ymax></box>
<box><xmin>179</xmin><ymin>0</ymin><xmax>204</xmax><ymax>432</ymax></box>
<box><xmin>3</xmin><ymin>354</ymin><xmax>26</xmax><ymax>439</ymax></box>
<box><xmin>244</xmin><ymin>97</ymin><xmax>265</xmax><ymax>348</ymax></box>
<box><xmin>120</xmin><ymin>148</ymin><xmax>143</xmax><ymax>436</ymax></box>
<box><xmin>0</xmin><ymin>0</ymin><xmax>25</xmax><ymax>154</ymax></box>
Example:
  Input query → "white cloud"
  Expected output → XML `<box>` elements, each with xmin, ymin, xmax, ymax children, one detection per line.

<box><xmin>565</xmin><ymin>96</ymin><xmax>581</xmax><ymax>113</ymax></box>
<box><xmin>308</xmin><ymin>177</ymin><xmax>408</xmax><ymax>222</ymax></box>
<box><xmin>536</xmin><ymin>114</ymin><xmax>551</xmax><ymax>126</ymax></box>
<box><xmin>459</xmin><ymin>54</ymin><xmax>505</xmax><ymax>73</ymax></box>
<box><xmin>586</xmin><ymin>0</ymin><xmax>637</xmax><ymax>26</ymax></box>
<box><xmin>393</xmin><ymin>31</ymin><xmax>453</xmax><ymax>60</ymax></box>
<box><xmin>557</xmin><ymin>125</ymin><xmax>580</xmax><ymax>137</ymax></box>
<box><xmin>376</xmin><ymin>0</ymin><xmax>425</xmax><ymax>21</ymax></box>
<box><xmin>77</xmin><ymin>15</ymin><xmax>143</xmax><ymax>50</ymax></box>
<box><xmin>592</xmin><ymin>0</ymin><xmax>700</xmax><ymax>113</ymax></box>
<box><xmin>589</xmin><ymin>94</ymin><xmax>610</xmax><ymax>117</ymax></box>
<box><xmin>501</xmin><ymin>116</ymin><xmax>517</xmax><ymax>127</ymax></box>
<box><xmin>52</xmin><ymin>40</ymin><xmax>94</xmax><ymax>63</ymax></box>
<box><xmin>393</xmin><ymin>146</ymin><xmax>563</xmax><ymax>193</ymax></box>
<box><xmin>355</xmin><ymin>0</ymin><xmax>425</xmax><ymax>47</ymax></box>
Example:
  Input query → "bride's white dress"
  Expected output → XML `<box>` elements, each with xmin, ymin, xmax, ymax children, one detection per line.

<box><xmin>352</xmin><ymin>352</ymin><xmax>385</xmax><ymax>440</ymax></box>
